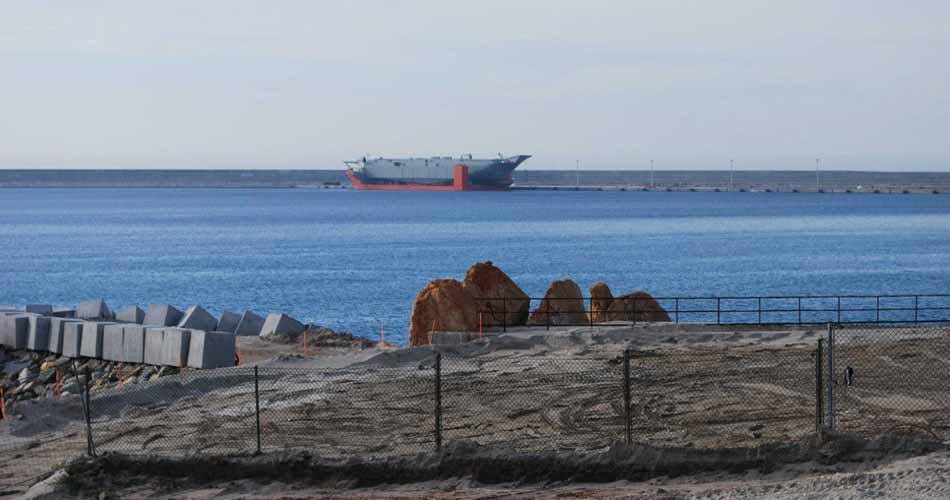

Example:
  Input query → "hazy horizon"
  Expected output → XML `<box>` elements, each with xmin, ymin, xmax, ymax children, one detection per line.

<box><xmin>2</xmin><ymin>1</ymin><xmax>949</xmax><ymax>171</ymax></box>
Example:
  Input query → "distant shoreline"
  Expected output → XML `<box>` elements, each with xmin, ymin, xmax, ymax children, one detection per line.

<box><xmin>1</xmin><ymin>169</ymin><xmax>948</xmax><ymax>193</ymax></box>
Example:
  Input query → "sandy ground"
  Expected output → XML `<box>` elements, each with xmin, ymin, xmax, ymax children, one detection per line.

<box><xmin>5</xmin><ymin>323</ymin><xmax>950</xmax><ymax>498</ymax></box>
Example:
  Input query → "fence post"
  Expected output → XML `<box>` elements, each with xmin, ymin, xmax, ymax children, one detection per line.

<box><xmin>83</xmin><ymin>366</ymin><xmax>96</xmax><ymax>457</ymax></box>
<box><xmin>815</xmin><ymin>338</ymin><xmax>823</xmax><ymax>432</ymax></box>
<box><xmin>502</xmin><ymin>299</ymin><xmax>507</xmax><ymax>333</ymax></box>
<box><xmin>826</xmin><ymin>323</ymin><xmax>835</xmax><ymax>432</ymax></box>
<box><xmin>434</xmin><ymin>352</ymin><xmax>442</xmax><ymax>452</ymax></box>
<box><xmin>254</xmin><ymin>365</ymin><xmax>262</xmax><ymax>455</ymax></box>
<box><xmin>623</xmin><ymin>349</ymin><xmax>632</xmax><ymax>445</ymax></box>
<box><xmin>545</xmin><ymin>299</ymin><xmax>551</xmax><ymax>331</ymax></box>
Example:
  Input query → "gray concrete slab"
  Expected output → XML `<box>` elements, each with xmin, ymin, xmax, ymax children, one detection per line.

<box><xmin>80</xmin><ymin>321</ymin><xmax>115</xmax><ymax>358</ymax></box>
<box><xmin>178</xmin><ymin>305</ymin><xmax>218</xmax><ymax>332</ymax></box>
<box><xmin>122</xmin><ymin>325</ymin><xmax>148</xmax><ymax>364</ymax></box>
<box><xmin>102</xmin><ymin>324</ymin><xmax>125</xmax><ymax>361</ymax></box>
<box><xmin>26</xmin><ymin>314</ymin><xmax>51</xmax><ymax>352</ymax></box>
<box><xmin>116</xmin><ymin>306</ymin><xmax>145</xmax><ymax>324</ymax></box>
<box><xmin>216</xmin><ymin>310</ymin><xmax>241</xmax><ymax>334</ymax></box>
<box><xmin>144</xmin><ymin>328</ymin><xmax>165</xmax><ymax>366</ymax></box>
<box><xmin>160</xmin><ymin>328</ymin><xmax>191</xmax><ymax>367</ymax></box>
<box><xmin>48</xmin><ymin>318</ymin><xmax>80</xmax><ymax>354</ymax></box>
<box><xmin>143</xmin><ymin>304</ymin><xmax>184</xmax><ymax>327</ymax></box>
<box><xmin>0</xmin><ymin>315</ymin><xmax>29</xmax><ymax>349</ymax></box>
<box><xmin>234</xmin><ymin>310</ymin><xmax>265</xmax><ymax>336</ymax></box>
<box><xmin>51</xmin><ymin>309</ymin><xmax>76</xmax><ymax>318</ymax></box>
<box><xmin>25</xmin><ymin>305</ymin><xmax>53</xmax><ymax>315</ymax></box>
<box><xmin>187</xmin><ymin>331</ymin><xmax>236</xmax><ymax>369</ymax></box>
<box><xmin>259</xmin><ymin>313</ymin><xmax>305</xmax><ymax>337</ymax></box>
<box><xmin>77</xmin><ymin>299</ymin><xmax>113</xmax><ymax>320</ymax></box>
<box><xmin>62</xmin><ymin>322</ymin><xmax>84</xmax><ymax>358</ymax></box>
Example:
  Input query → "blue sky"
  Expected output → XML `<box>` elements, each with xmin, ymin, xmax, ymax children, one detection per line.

<box><xmin>1</xmin><ymin>1</ymin><xmax>948</xmax><ymax>170</ymax></box>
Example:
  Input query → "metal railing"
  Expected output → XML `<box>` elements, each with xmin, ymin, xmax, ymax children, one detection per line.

<box><xmin>475</xmin><ymin>294</ymin><xmax>950</xmax><ymax>331</ymax></box>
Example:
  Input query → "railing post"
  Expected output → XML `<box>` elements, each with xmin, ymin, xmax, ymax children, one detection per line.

<box><xmin>254</xmin><ymin>365</ymin><xmax>262</xmax><ymax>455</ymax></box>
<box><xmin>815</xmin><ymin>338</ymin><xmax>823</xmax><ymax>432</ymax></box>
<box><xmin>623</xmin><ymin>349</ymin><xmax>632</xmax><ymax>445</ymax></box>
<box><xmin>545</xmin><ymin>299</ymin><xmax>551</xmax><ymax>331</ymax></box>
<box><xmin>83</xmin><ymin>366</ymin><xmax>96</xmax><ymax>457</ymax></box>
<box><xmin>797</xmin><ymin>297</ymin><xmax>802</xmax><ymax>324</ymax></box>
<box><xmin>674</xmin><ymin>298</ymin><xmax>679</xmax><ymax>323</ymax></box>
<box><xmin>434</xmin><ymin>353</ymin><xmax>442</xmax><ymax>452</ymax></box>
<box><xmin>716</xmin><ymin>298</ymin><xmax>721</xmax><ymax>324</ymax></box>
<box><xmin>826</xmin><ymin>323</ymin><xmax>835</xmax><ymax>432</ymax></box>
<box><xmin>502</xmin><ymin>299</ymin><xmax>507</xmax><ymax>333</ymax></box>
<box><xmin>758</xmin><ymin>297</ymin><xmax>762</xmax><ymax>324</ymax></box>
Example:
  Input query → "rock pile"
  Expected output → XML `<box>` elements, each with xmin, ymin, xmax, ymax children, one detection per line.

<box><xmin>409</xmin><ymin>264</ymin><xmax>671</xmax><ymax>344</ymax></box>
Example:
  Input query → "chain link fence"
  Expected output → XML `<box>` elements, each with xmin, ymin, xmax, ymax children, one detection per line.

<box><xmin>3</xmin><ymin>323</ymin><xmax>950</xmax><ymax>491</ymax></box>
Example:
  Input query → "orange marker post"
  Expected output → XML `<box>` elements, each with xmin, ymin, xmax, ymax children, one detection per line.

<box><xmin>117</xmin><ymin>365</ymin><xmax>124</xmax><ymax>388</ymax></box>
<box><xmin>380</xmin><ymin>321</ymin><xmax>386</xmax><ymax>350</ymax></box>
<box><xmin>0</xmin><ymin>386</ymin><xmax>6</xmax><ymax>420</ymax></box>
<box><xmin>55</xmin><ymin>368</ymin><xmax>62</xmax><ymax>399</ymax></box>
<box><xmin>303</xmin><ymin>331</ymin><xmax>308</xmax><ymax>357</ymax></box>
<box><xmin>236</xmin><ymin>349</ymin><xmax>243</xmax><ymax>366</ymax></box>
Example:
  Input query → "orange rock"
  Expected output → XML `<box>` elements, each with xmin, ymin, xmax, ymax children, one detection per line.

<box><xmin>409</xmin><ymin>279</ymin><xmax>479</xmax><ymax>346</ymax></box>
<box><xmin>588</xmin><ymin>282</ymin><xmax>613</xmax><ymax>324</ymax></box>
<box><xmin>463</xmin><ymin>261</ymin><xmax>530</xmax><ymax>327</ymax></box>
<box><xmin>606</xmin><ymin>291</ymin><xmax>671</xmax><ymax>322</ymax></box>
<box><xmin>528</xmin><ymin>279</ymin><xmax>588</xmax><ymax>326</ymax></box>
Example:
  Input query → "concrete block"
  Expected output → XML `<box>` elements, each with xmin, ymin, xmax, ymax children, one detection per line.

<box><xmin>144</xmin><ymin>328</ymin><xmax>165</xmax><ymax>366</ymax></box>
<box><xmin>102</xmin><ymin>324</ymin><xmax>125</xmax><ymax>361</ymax></box>
<box><xmin>80</xmin><ymin>321</ymin><xmax>115</xmax><ymax>358</ymax></box>
<box><xmin>122</xmin><ymin>325</ymin><xmax>147</xmax><ymax>364</ymax></box>
<box><xmin>51</xmin><ymin>309</ymin><xmax>76</xmax><ymax>318</ymax></box>
<box><xmin>217</xmin><ymin>310</ymin><xmax>241</xmax><ymax>334</ymax></box>
<box><xmin>187</xmin><ymin>331</ymin><xmax>236</xmax><ymax>369</ymax></box>
<box><xmin>160</xmin><ymin>328</ymin><xmax>191</xmax><ymax>367</ymax></box>
<box><xmin>62</xmin><ymin>322</ymin><xmax>84</xmax><ymax>358</ymax></box>
<box><xmin>25</xmin><ymin>304</ymin><xmax>53</xmax><ymax>315</ymax></box>
<box><xmin>234</xmin><ymin>310</ymin><xmax>265</xmax><ymax>336</ymax></box>
<box><xmin>26</xmin><ymin>314</ymin><xmax>51</xmax><ymax>351</ymax></box>
<box><xmin>178</xmin><ymin>305</ymin><xmax>218</xmax><ymax>332</ymax></box>
<box><xmin>77</xmin><ymin>299</ymin><xmax>113</xmax><ymax>320</ymax></box>
<box><xmin>116</xmin><ymin>306</ymin><xmax>145</xmax><ymax>324</ymax></box>
<box><xmin>259</xmin><ymin>313</ymin><xmax>305</xmax><ymax>337</ymax></box>
<box><xmin>0</xmin><ymin>315</ymin><xmax>29</xmax><ymax>349</ymax></box>
<box><xmin>48</xmin><ymin>318</ymin><xmax>80</xmax><ymax>354</ymax></box>
<box><xmin>143</xmin><ymin>304</ymin><xmax>183</xmax><ymax>327</ymax></box>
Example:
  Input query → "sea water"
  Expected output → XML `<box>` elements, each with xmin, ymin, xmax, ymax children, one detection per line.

<box><xmin>2</xmin><ymin>188</ymin><xmax>949</xmax><ymax>344</ymax></box>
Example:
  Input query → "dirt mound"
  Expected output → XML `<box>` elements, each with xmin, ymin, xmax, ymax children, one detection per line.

<box><xmin>606</xmin><ymin>291</ymin><xmax>671</xmax><ymax>322</ymax></box>
<box><xmin>463</xmin><ymin>261</ymin><xmax>530</xmax><ymax>328</ymax></box>
<box><xmin>409</xmin><ymin>279</ymin><xmax>480</xmax><ymax>346</ymax></box>
<box><xmin>589</xmin><ymin>282</ymin><xmax>613</xmax><ymax>323</ymax></box>
<box><xmin>528</xmin><ymin>279</ymin><xmax>587</xmax><ymax>326</ymax></box>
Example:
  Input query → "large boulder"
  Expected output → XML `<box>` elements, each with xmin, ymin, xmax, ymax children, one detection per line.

<box><xmin>409</xmin><ymin>279</ymin><xmax>479</xmax><ymax>347</ymax></box>
<box><xmin>606</xmin><ymin>291</ymin><xmax>671</xmax><ymax>322</ymax></box>
<box><xmin>463</xmin><ymin>262</ymin><xmax>529</xmax><ymax>328</ymax></box>
<box><xmin>528</xmin><ymin>279</ymin><xmax>588</xmax><ymax>326</ymax></box>
<box><xmin>589</xmin><ymin>282</ymin><xmax>613</xmax><ymax>324</ymax></box>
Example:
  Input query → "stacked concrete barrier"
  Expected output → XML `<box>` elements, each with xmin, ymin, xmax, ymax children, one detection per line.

<box><xmin>178</xmin><ymin>305</ymin><xmax>218</xmax><ymax>331</ymax></box>
<box><xmin>26</xmin><ymin>314</ymin><xmax>51</xmax><ymax>351</ymax></box>
<box><xmin>116</xmin><ymin>306</ymin><xmax>145</xmax><ymax>324</ymax></box>
<box><xmin>102</xmin><ymin>324</ymin><xmax>126</xmax><ymax>361</ymax></box>
<box><xmin>1</xmin><ymin>314</ymin><xmax>29</xmax><ymax>349</ymax></box>
<box><xmin>188</xmin><ymin>331</ymin><xmax>236</xmax><ymax>368</ymax></box>
<box><xmin>217</xmin><ymin>311</ymin><xmax>242</xmax><ymax>334</ymax></box>
<box><xmin>62</xmin><ymin>322</ymin><xmax>84</xmax><ymax>357</ymax></box>
<box><xmin>234</xmin><ymin>310</ymin><xmax>265</xmax><ymax>336</ymax></box>
<box><xmin>48</xmin><ymin>318</ymin><xmax>80</xmax><ymax>354</ymax></box>
<box><xmin>144</xmin><ymin>304</ymin><xmax>184</xmax><ymax>327</ymax></box>
<box><xmin>144</xmin><ymin>328</ymin><xmax>165</xmax><ymax>365</ymax></box>
<box><xmin>160</xmin><ymin>328</ymin><xmax>191</xmax><ymax>367</ymax></box>
<box><xmin>77</xmin><ymin>299</ymin><xmax>112</xmax><ymax>320</ymax></box>
<box><xmin>122</xmin><ymin>325</ymin><xmax>148</xmax><ymax>364</ymax></box>
<box><xmin>260</xmin><ymin>313</ymin><xmax>305</xmax><ymax>337</ymax></box>
<box><xmin>80</xmin><ymin>321</ymin><xmax>115</xmax><ymax>358</ymax></box>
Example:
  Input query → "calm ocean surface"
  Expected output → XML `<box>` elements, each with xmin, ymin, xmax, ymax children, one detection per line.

<box><xmin>2</xmin><ymin>188</ymin><xmax>949</xmax><ymax>344</ymax></box>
